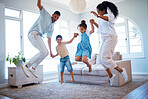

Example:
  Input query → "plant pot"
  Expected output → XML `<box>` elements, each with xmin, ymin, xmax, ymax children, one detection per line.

<box><xmin>16</xmin><ymin>60</ymin><xmax>23</xmax><ymax>67</ymax></box>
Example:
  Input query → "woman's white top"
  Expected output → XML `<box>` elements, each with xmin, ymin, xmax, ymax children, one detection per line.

<box><xmin>97</xmin><ymin>8</ymin><xmax>117</xmax><ymax>36</ymax></box>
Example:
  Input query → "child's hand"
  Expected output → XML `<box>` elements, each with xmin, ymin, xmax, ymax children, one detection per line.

<box><xmin>52</xmin><ymin>55</ymin><xmax>57</xmax><ymax>58</ymax></box>
<box><xmin>91</xmin><ymin>11</ymin><xmax>98</xmax><ymax>17</ymax></box>
<box><xmin>90</xmin><ymin>19</ymin><xmax>95</xmax><ymax>24</ymax></box>
<box><xmin>74</xmin><ymin>33</ymin><xmax>79</xmax><ymax>38</ymax></box>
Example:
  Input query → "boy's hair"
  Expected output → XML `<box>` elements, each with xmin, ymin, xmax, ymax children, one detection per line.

<box><xmin>78</xmin><ymin>20</ymin><xmax>87</xmax><ymax>29</ymax></box>
<box><xmin>97</xmin><ymin>1</ymin><xmax>119</xmax><ymax>18</ymax></box>
<box><xmin>56</xmin><ymin>35</ymin><xmax>62</xmax><ymax>40</ymax></box>
<box><xmin>54</xmin><ymin>11</ymin><xmax>61</xmax><ymax>16</ymax></box>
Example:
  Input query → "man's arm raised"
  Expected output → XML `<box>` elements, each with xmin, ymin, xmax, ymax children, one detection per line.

<box><xmin>37</xmin><ymin>0</ymin><xmax>43</xmax><ymax>10</ymax></box>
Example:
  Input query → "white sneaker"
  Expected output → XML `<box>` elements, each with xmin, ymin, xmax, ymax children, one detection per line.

<box><xmin>120</xmin><ymin>68</ymin><xmax>128</xmax><ymax>82</ymax></box>
<box><xmin>29</xmin><ymin>67</ymin><xmax>38</xmax><ymax>78</ymax></box>
<box><xmin>21</xmin><ymin>66</ymin><xmax>30</xmax><ymax>78</ymax></box>
<box><xmin>109</xmin><ymin>74</ymin><xmax>116</xmax><ymax>86</ymax></box>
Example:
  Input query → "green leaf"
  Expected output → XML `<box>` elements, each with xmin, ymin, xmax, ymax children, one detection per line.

<box><xmin>22</xmin><ymin>58</ymin><xmax>26</xmax><ymax>63</ymax></box>
<box><xmin>6</xmin><ymin>55</ymin><xmax>9</xmax><ymax>61</ymax></box>
<box><xmin>10</xmin><ymin>59</ymin><xmax>11</xmax><ymax>64</ymax></box>
<box><xmin>6</xmin><ymin>51</ymin><xmax>26</xmax><ymax>66</ymax></box>
<box><xmin>13</xmin><ymin>58</ymin><xmax>17</xmax><ymax>66</ymax></box>
<box><xmin>16</xmin><ymin>57</ymin><xmax>19</xmax><ymax>65</ymax></box>
<box><xmin>6</xmin><ymin>57</ymin><xmax>9</xmax><ymax>61</ymax></box>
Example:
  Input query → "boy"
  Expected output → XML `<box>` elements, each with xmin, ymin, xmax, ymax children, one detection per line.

<box><xmin>52</xmin><ymin>33</ymin><xmax>78</xmax><ymax>84</ymax></box>
<box><xmin>22</xmin><ymin>0</ymin><xmax>61</xmax><ymax>78</ymax></box>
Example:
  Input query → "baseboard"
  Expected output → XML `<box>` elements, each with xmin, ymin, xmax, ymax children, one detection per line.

<box><xmin>0</xmin><ymin>83</ymin><xmax>8</xmax><ymax>88</ymax></box>
<box><xmin>132</xmin><ymin>72</ymin><xmax>148</xmax><ymax>75</ymax></box>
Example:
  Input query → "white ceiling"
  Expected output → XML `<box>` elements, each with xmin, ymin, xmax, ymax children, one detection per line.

<box><xmin>43</xmin><ymin>0</ymin><xmax>125</xmax><ymax>13</ymax></box>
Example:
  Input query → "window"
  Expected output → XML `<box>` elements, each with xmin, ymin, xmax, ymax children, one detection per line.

<box><xmin>128</xmin><ymin>21</ymin><xmax>142</xmax><ymax>53</ymax></box>
<box><xmin>5</xmin><ymin>8</ymin><xmax>21</xmax><ymax>18</ymax></box>
<box><xmin>59</xmin><ymin>20</ymin><xmax>70</xmax><ymax>51</ymax></box>
<box><xmin>23</xmin><ymin>11</ymin><xmax>39</xmax><ymax>59</ymax></box>
<box><xmin>114</xmin><ymin>16</ymin><xmax>144</xmax><ymax>58</ymax></box>
<box><xmin>60</xmin><ymin>20</ymin><xmax>69</xmax><ymax>41</ymax></box>
<box><xmin>5</xmin><ymin>8</ymin><xmax>22</xmax><ymax>79</ymax></box>
<box><xmin>90</xmin><ymin>26</ymin><xmax>100</xmax><ymax>54</ymax></box>
<box><xmin>5</xmin><ymin>20</ymin><xmax>21</xmax><ymax>57</ymax></box>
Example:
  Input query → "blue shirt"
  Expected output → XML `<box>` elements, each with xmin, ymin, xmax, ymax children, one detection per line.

<box><xmin>80</xmin><ymin>30</ymin><xmax>91</xmax><ymax>43</ymax></box>
<box><xmin>28</xmin><ymin>7</ymin><xmax>55</xmax><ymax>38</ymax></box>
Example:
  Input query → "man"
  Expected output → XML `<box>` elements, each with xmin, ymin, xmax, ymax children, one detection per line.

<box><xmin>22</xmin><ymin>0</ymin><xmax>61</xmax><ymax>78</ymax></box>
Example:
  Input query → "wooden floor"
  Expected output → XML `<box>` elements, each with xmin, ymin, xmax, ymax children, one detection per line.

<box><xmin>122</xmin><ymin>82</ymin><xmax>148</xmax><ymax>99</ymax></box>
<box><xmin>0</xmin><ymin>95</ymin><xmax>11</xmax><ymax>99</ymax></box>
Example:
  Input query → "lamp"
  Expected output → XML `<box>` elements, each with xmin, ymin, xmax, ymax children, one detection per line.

<box><xmin>69</xmin><ymin>0</ymin><xmax>87</xmax><ymax>14</ymax></box>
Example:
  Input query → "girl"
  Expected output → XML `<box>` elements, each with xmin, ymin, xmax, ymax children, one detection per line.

<box><xmin>75</xmin><ymin>20</ymin><xmax>94</xmax><ymax>73</ymax></box>
<box><xmin>91</xmin><ymin>1</ymin><xmax>128</xmax><ymax>85</ymax></box>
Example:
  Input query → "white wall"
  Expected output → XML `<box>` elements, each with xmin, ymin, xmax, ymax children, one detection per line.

<box><xmin>0</xmin><ymin>0</ymin><xmax>80</xmax><ymax>22</ymax></box>
<box><xmin>80</xmin><ymin>0</ymin><xmax>148</xmax><ymax>74</ymax></box>
<box><xmin>0</xmin><ymin>3</ymin><xmax>5</xmax><ymax>84</ymax></box>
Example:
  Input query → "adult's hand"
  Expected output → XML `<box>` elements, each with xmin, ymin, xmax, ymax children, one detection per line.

<box><xmin>74</xmin><ymin>33</ymin><xmax>79</xmax><ymax>38</ymax></box>
<box><xmin>91</xmin><ymin>11</ymin><xmax>99</xmax><ymax>17</ymax></box>
<box><xmin>37</xmin><ymin>0</ymin><xmax>43</xmax><ymax>10</ymax></box>
<box><xmin>90</xmin><ymin>19</ymin><xmax>95</xmax><ymax>24</ymax></box>
<box><xmin>50</xmin><ymin>51</ymin><xmax>54</xmax><ymax>58</ymax></box>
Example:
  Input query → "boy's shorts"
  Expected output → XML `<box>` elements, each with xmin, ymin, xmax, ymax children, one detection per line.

<box><xmin>60</xmin><ymin>55</ymin><xmax>73</xmax><ymax>73</ymax></box>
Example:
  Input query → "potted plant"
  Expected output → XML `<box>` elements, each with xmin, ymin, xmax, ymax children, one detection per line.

<box><xmin>6</xmin><ymin>52</ymin><xmax>26</xmax><ymax>67</ymax></box>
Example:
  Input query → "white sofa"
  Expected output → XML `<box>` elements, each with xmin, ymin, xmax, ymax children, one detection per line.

<box><xmin>58</xmin><ymin>52</ymin><xmax>132</xmax><ymax>87</ymax></box>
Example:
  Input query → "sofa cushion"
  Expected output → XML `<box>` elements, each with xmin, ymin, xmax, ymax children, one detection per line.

<box><xmin>95</xmin><ymin>52</ymin><xmax>122</xmax><ymax>64</ymax></box>
<box><xmin>82</xmin><ymin>64</ymin><xmax>108</xmax><ymax>76</ymax></box>
<box><xmin>64</xmin><ymin>62</ymin><xmax>86</xmax><ymax>75</ymax></box>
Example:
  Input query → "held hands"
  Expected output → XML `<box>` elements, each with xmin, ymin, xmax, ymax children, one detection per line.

<box><xmin>52</xmin><ymin>55</ymin><xmax>56</xmax><ymax>58</ymax></box>
<box><xmin>51</xmin><ymin>53</ymin><xmax>57</xmax><ymax>58</ymax></box>
<box><xmin>90</xmin><ymin>19</ymin><xmax>95</xmax><ymax>24</ymax></box>
<box><xmin>50</xmin><ymin>51</ymin><xmax>54</xmax><ymax>58</ymax></box>
<box><xmin>91</xmin><ymin>11</ymin><xmax>99</xmax><ymax>17</ymax></box>
<box><xmin>74</xmin><ymin>33</ymin><xmax>79</xmax><ymax>38</ymax></box>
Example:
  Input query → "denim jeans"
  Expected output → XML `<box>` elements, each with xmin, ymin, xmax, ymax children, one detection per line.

<box><xmin>60</xmin><ymin>55</ymin><xmax>73</xmax><ymax>73</ymax></box>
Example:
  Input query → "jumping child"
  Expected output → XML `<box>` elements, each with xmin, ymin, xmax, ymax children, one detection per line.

<box><xmin>75</xmin><ymin>20</ymin><xmax>95</xmax><ymax>73</ymax></box>
<box><xmin>91</xmin><ymin>1</ymin><xmax>128</xmax><ymax>85</ymax></box>
<box><xmin>52</xmin><ymin>33</ymin><xmax>78</xmax><ymax>84</ymax></box>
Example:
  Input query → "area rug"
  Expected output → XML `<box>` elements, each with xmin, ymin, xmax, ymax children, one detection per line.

<box><xmin>0</xmin><ymin>75</ymin><xmax>148</xmax><ymax>99</ymax></box>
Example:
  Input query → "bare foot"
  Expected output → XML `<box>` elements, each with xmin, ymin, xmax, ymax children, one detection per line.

<box><xmin>88</xmin><ymin>64</ymin><xmax>92</xmax><ymax>73</ymax></box>
<box><xmin>61</xmin><ymin>79</ymin><xmax>64</xmax><ymax>84</ymax></box>
<box><xmin>72</xmin><ymin>78</ymin><xmax>75</xmax><ymax>83</ymax></box>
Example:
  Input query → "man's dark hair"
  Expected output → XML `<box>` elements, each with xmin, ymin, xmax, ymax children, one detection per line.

<box><xmin>54</xmin><ymin>11</ymin><xmax>61</xmax><ymax>16</ymax></box>
<box><xmin>56</xmin><ymin>35</ymin><xmax>62</xmax><ymax>40</ymax></box>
